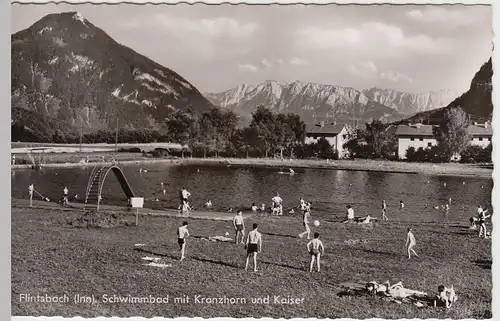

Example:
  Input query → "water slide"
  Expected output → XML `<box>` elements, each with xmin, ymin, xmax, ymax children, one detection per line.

<box><xmin>110</xmin><ymin>167</ymin><xmax>135</xmax><ymax>198</ymax></box>
<box><xmin>84</xmin><ymin>165</ymin><xmax>135</xmax><ymax>210</ymax></box>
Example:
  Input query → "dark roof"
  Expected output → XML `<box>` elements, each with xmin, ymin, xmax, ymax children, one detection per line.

<box><xmin>395</xmin><ymin>124</ymin><xmax>435</xmax><ymax>137</ymax></box>
<box><xmin>306</xmin><ymin>123</ymin><xmax>346</xmax><ymax>135</ymax></box>
<box><xmin>395</xmin><ymin>123</ymin><xmax>492</xmax><ymax>137</ymax></box>
<box><xmin>468</xmin><ymin>124</ymin><xmax>492</xmax><ymax>136</ymax></box>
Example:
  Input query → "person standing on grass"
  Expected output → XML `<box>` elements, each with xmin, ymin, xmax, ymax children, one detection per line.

<box><xmin>405</xmin><ymin>228</ymin><xmax>418</xmax><ymax>259</ymax></box>
<box><xmin>233</xmin><ymin>211</ymin><xmax>245</xmax><ymax>244</ymax></box>
<box><xmin>478</xmin><ymin>208</ymin><xmax>490</xmax><ymax>238</ymax></box>
<box><xmin>298</xmin><ymin>206</ymin><xmax>311</xmax><ymax>239</ymax></box>
<box><xmin>382</xmin><ymin>200</ymin><xmax>388</xmax><ymax>221</ymax></box>
<box><xmin>307</xmin><ymin>232</ymin><xmax>324</xmax><ymax>272</ymax></box>
<box><xmin>400</xmin><ymin>201</ymin><xmax>405</xmax><ymax>211</ymax></box>
<box><xmin>245</xmin><ymin>223</ymin><xmax>262</xmax><ymax>272</ymax></box>
<box><xmin>177</xmin><ymin>221</ymin><xmax>190</xmax><ymax>261</ymax></box>
<box><xmin>180</xmin><ymin>187</ymin><xmax>191</xmax><ymax>214</ymax></box>
<box><xmin>28</xmin><ymin>184</ymin><xmax>34</xmax><ymax>207</ymax></box>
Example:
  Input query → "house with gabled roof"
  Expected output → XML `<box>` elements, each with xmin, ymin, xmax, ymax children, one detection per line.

<box><xmin>305</xmin><ymin>121</ymin><xmax>350</xmax><ymax>157</ymax></box>
<box><xmin>395</xmin><ymin>123</ymin><xmax>437</xmax><ymax>159</ymax></box>
<box><xmin>395</xmin><ymin>121</ymin><xmax>492</xmax><ymax>160</ymax></box>
<box><xmin>468</xmin><ymin>122</ymin><xmax>493</xmax><ymax>148</ymax></box>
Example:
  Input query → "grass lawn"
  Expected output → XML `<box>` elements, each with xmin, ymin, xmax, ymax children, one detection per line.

<box><xmin>11</xmin><ymin>206</ymin><xmax>491</xmax><ymax>318</ymax></box>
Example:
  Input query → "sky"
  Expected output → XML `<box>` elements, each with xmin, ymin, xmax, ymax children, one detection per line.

<box><xmin>11</xmin><ymin>3</ymin><xmax>493</xmax><ymax>95</ymax></box>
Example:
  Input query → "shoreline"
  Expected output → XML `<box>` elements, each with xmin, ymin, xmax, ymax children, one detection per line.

<box><xmin>11</xmin><ymin>199</ymin><xmax>255</xmax><ymax>221</ymax></box>
<box><xmin>11</xmin><ymin>156</ymin><xmax>493</xmax><ymax>178</ymax></box>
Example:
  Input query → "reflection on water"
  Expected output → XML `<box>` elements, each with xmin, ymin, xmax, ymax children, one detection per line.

<box><xmin>11</xmin><ymin>163</ymin><xmax>492</xmax><ymax>222</ymax></box>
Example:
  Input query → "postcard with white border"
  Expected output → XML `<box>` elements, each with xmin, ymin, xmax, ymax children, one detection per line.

<box><xmin>10</xmin><ymin>0</ymin><xmax>494</xmax><ymax>318</ymax></box>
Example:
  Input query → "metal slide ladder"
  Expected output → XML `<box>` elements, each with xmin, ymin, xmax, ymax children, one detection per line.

<box><xmin>84</xmin><ymin>164</ymin><xmax>136</xmax><ymax>211</ymax></box>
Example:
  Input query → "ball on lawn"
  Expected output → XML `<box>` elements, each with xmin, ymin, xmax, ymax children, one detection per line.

<box><xmin>313</xmin><ymin>220</ymin><xmax>320</xmax><ymax>227</ymax></box>
<box><xmin>225</xmin><ymin>232</ymin><xmax>229</xmax><ymax>236</ymax></box>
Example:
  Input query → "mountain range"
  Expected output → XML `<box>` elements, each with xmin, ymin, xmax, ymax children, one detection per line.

<box><xmin>11</xmin><ymin>11</ymin><xmax>214</xmax><ymax>140</ymax></box>
<box><xmin>11</xmin><ymin>11</ymin><xmax>491</xmax><ymax>142</ymax></box>
<box><xmin>205</xmin><ymin>82</ymin><xmax>458</xmax><ymax>125</ymax></box>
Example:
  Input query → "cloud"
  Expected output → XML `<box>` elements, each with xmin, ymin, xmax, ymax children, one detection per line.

<box><xmin>289</xmin><ymin>57</ymin><xmax>310</xmax><ymax>65</ymax></box>
<box><xmin>119</xmin><ymin>15</ymin><xmax>259</xmax><ymax>60</ymax></box>
<box><xmin>349</xmin><ymin>61</ymin><xmax>414</xmax><ymax>84</ymax></box>
<box><xmin>380</xmin><ymin>71</ymin><xmax>414</xmax><ymax>83</ymax></box>
<box><xmin>261</xmin><ymin>58</ymin><xmax>273</xmax><ymax>68</ymax></box>
<box><xmin>238</xmin><ymin>64</ymin><xmax>259</xmax><ymax>72</ymax></box>
<box><xmin>152</xmin><ymin>15</ymin><xmax>258</xmax><ymax>39</ymax></box>
<box><xmin>277</xmin><ymin>59</ymin><xmax>285</xmax><ymax>65</ymax></box>
<box><xmin>406</xmin><ymin>7</ymin><xmax>477</xmax><ymax>28</ymax></box>
<box><xmin>349</xmin><ymin>61</ymin><xmax>378</xmax><ymax>78</ymax></box>
<box><xmin>296</xmin><ymin>21</ymin><xmax>454</xmax><ymax>55</ymax></box>
<box><xmin>296</xmin><ymin>26</ymin><xmax>361</xmax><ymax>49</ymax></box>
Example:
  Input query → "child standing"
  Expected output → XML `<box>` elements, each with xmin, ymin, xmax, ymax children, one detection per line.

<box><xmin>405</xmin><ymin>228</ymin><xmax>418</xmax><ymax>259</ymax></box>
<box><xmin>306</xmin><ymin>233</ymin><xmax>324</xmax><ymax>272</ymax></box>
<box><xmin>298</xmin><ymin>207</ymin><xmax>311</xmax><ymax>239</ymax></box>
<box><xmin>233</xmin><ymin>211</ymin><xmax>245</xmax><ymax>244</ymax></box>
<box><xmin>177</xmin><ymin>221</ymin><xmax>190</xmax><ymax>261</ymax></box>
<box><xmin>382</xmin><ymin>200</ymin><xmax>388</xmax><ymax>221</ymax></box>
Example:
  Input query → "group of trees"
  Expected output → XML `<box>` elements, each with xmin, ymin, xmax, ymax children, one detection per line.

<box><xmin>12</xmin><ymin>99</ymin><xmax>492</xmax><ymax>163</ymax></box>
<box><xmin>343</xmin><ymin>120</ymin><xmax>397</xmax><ymax>160</ymax></box>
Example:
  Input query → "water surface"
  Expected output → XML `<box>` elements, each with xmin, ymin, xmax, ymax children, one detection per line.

<box><xmin>11</xmin><ymin>163</ymin><xmax>492</xmax><ymax>223</ymax></box>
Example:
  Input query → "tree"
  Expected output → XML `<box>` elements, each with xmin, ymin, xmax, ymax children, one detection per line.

<box><xmin>314</xmin><ymin>137</ymin><xmax>337</xmax><ymax>159</ymax></box>
<box><xmin>460</xmin><ymin>143</ymin><xmax>492</xmax><ymax>163</ymax></box>
<box><xmin>344</xmin><ymin>121</ymin><xmax>395</xmax><ymax>159</ymax></box>
<box><xmin>433</xmin><ymin>107</ymin><xmax>471</xmax><ymax>161</ymax></box>
<box><xmin>249</xmin><ymin>105</ymin><xmax>275</xmax><ymax>157</ymax></box>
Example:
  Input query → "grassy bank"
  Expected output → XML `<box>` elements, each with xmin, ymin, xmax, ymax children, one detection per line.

<box><xmin>11</xmin><ymin>151</ymin><xmax>493</xmax><ymax>178</ymax></box>
<box><xmin>12</xmin><ymin>204</ymin><xmax>491</xmax><ymax>318</ymax></box>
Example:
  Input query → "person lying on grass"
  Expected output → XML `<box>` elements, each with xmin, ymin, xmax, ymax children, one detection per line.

<box><xmin>177</xmin><ymin>221</ymin><xmax>189</xmax><ymax>261</ymax></box>
<box><xmin>245</xmin><ymin>223</ymin><xmax>262</xmax><ymax>272</ymax></box>
<box><xmin>306</xmin><ymin>233</ymin><xmax>324</xmax><ymax>272</ymax></box>
<box><xmin>365</xmin><ymin>281</ymin><xmax>427</xmax><ymax>299</ymax></box>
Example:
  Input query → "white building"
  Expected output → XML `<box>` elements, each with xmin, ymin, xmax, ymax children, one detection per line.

<box><xmin>468</xmin><ymin>122</ymin><xmax>493</xmax><ymax>147</ymax></box>
<box><xmin>396</xmin><ymin>122</ymin><xmax>492</xmax><ymax>159</ymax></box>
<box><xmin>305</xmin><ymin>121</ymin><xmax>350</xmax><ymax>157</ymax></box>
<box><xmin>395</xmin><ymin>123</ymin><xmax>437</xmax><ymax>159</ymax></box>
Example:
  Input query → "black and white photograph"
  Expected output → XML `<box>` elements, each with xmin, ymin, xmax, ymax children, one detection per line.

<box><xmin>10</xmin><ymin>1</ymin><xmax>493</xmax><ymax>319</ymax></box>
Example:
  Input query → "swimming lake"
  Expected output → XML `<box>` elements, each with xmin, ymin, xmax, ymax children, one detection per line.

<box><xmin>11</xmin><ymin>163</ymin><xmax>493</xmax><ymax>223</ymax></box>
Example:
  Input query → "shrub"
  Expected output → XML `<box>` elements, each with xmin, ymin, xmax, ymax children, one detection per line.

<box><xmin>117</xmin><ymin>147</ymin><xmax>141</xmax><ymax>153</ymax></box>
<box><xmin>406</xmin><ymin>146</ymin><xmax>447</xmax><ymax>163</ymax></box>
<box><xmin>460</xmin><ymin>144</ymin><xmax>492</xmax><ymax>163</ymax></box>
<box><xmin>151</xmin><ymin>148</ymin><xmax>170</xmax><ymax>158</ymax></box>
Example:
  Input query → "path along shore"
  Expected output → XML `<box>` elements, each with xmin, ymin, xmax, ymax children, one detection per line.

<box><xmin>11</xmin><ymin>156</ymin><xmax>493</xmax><ymax>178</ymax></box>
